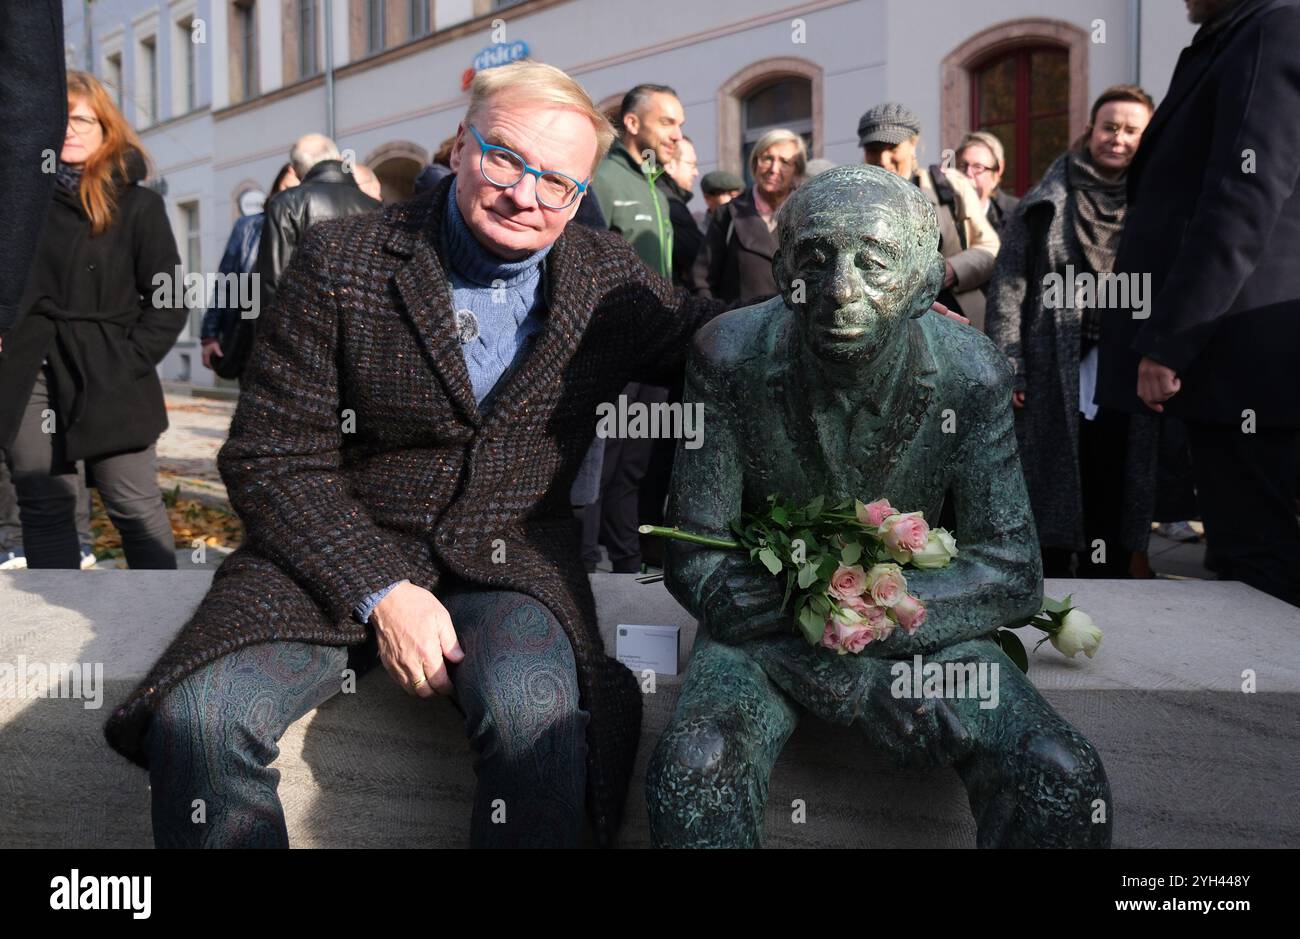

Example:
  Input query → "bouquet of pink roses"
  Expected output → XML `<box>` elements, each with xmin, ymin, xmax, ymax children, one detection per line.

<box><xmin>641</xmin><ymin>494</ymin><xmax>957</xmax><ymax>655</ymax></box>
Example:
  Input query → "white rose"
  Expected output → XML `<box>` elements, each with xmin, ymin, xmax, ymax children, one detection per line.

<box><xmin>1051</xmin><ymin>609</ymin><xmax>1102</xmax><ymax>659</ymax></box>
<box><xmin>910</xmin><ymin>528</ymin><xmax>958</xmax><ymax>570</ymax></box>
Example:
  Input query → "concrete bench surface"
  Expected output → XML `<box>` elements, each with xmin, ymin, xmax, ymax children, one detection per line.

<box><xmin>2</xmin><ymin>570</ymin><xmax>1298</xmax><ymax>848</ymax></box>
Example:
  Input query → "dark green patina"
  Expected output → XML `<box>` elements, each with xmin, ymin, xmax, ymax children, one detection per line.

<box><xmin>646</xmin><ymin>165</ymin><xmax>1111</xmax><ymax>848</ymax></box>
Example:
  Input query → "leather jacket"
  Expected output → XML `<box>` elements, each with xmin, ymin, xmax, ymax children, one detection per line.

<box><xmin>200</xmin><ymin>212</ymin><xmax>262</xmax><ymax>340</ymax></box>
<box><xmin>254</xmin><ymin>159</ymin><xmax>381</xmax><ymax>314</ymax></box>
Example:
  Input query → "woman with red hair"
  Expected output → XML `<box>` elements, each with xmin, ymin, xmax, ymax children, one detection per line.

<box><xmin>0</xmin><ymin>71</ymin><xmax>186</xmax><ymax>569</ymax></box>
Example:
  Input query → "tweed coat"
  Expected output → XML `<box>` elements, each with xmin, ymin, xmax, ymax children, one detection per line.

<box><xmin>984</xmin><ymin>153</ymin><xmax>1155</xmax><ymax>553</ymax></box>
<box><xmin>103</xmin><ymin>176</ymin><xmax>723</xmax><ymax>846</ymax></box>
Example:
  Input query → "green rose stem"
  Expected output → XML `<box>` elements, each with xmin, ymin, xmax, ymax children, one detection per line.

<box><xmin>637</xmin><ymin>525</ymin><xmax>742</xmax><ymax>550</ymax></box>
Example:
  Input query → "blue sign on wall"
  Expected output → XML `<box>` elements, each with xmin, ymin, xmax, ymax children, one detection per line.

<box><xmin>472</xmin><ymin>41</ymin><xmax>530</xmax><ymax>72</ymax></box>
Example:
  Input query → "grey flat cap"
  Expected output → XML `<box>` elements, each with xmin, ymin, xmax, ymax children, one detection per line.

<box><xmin>700</xmin><ymin>170</ymin><xmax>745</xmax><ymax>195</ymax></box>
<box><xmin>857</xmin><ymin>102</ymin><xmax>923</xmax><ymax>147</ymax></box>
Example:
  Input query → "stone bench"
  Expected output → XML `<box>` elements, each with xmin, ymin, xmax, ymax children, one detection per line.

<box><xmin>2</xmin><ymin>570</ymin><xmax>1298</xmax><ymax>848</ymax></box>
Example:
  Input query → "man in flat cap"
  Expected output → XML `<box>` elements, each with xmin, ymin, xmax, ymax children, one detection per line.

<box><xmin>858</xmin><ymin>102</ymin><xmax>1000</xmax><ymax>331</ymax></box>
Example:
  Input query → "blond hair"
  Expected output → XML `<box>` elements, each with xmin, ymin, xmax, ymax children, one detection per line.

<box><xmin>748</xmin><ymin>128</ymin><xmax>808</xmax><ymax>179</ymax></box>
<box><xmin>465</xmin><ymin>61</ymin><xmax>616</xmax><ymax>175</ymax></box>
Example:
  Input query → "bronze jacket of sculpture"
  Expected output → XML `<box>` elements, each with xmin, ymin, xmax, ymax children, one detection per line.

<box><xmin>103</xmin><ymin>176</ymin><xmax>725</xmax><ymax>846</ymax></box>
<box><xmin>664</xmin><ymin>300</ymin><xmax>1043</xmax><ymax>656</ymax></box>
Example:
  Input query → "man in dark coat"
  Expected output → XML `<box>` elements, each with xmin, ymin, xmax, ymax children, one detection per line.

<box><xmin>0</xmin><ymin>1</ymin><xmax>65</xmax><ymax>340</ymax></box>
<box><xmin>256</xmin><ymin>134</ymin><xmax>381</xmax><ymax>316</ymax></box>
<box><xmin>103</xmin><ymin>62</ymin><xmax>728</xmax><ymax>848</ymax></box>
<box><xmin>1097</xmin><ymin>0</ymin><xmax>1300</xmax><ymax>605</ymax></box>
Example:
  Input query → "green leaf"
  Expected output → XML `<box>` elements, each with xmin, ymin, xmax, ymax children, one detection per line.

<box><xmin>770</xmin><ymin>505</ymin><xmax>789</xmax><ymax>526</ymax></box>
<box><xmin>807</xmin><ymin>495</ymin><xmax>825</xmax><ymax>519</ymax></box>
<box><xmin>797</xmin><ymin>563</ymin><xmax>819</xmax><ymax>589</ymax></box>
<box><xmin>781</xmin><ymin>570</ymin><xmax>795</xmax><ymax>612</ymax></box>
<box><xmin>810</xmin><ymin>594</ymin><xmax>830</xmax><ymax>616</ymax></box>
<box><xmin>1042</xmin><ymin>595</ymin><xmax>1068</xmax><ymax>615</ymax></box>
<box><xmin>758</xmin><ymin>547</ymin><xmax>782</xmax><ymax>576</ymax></box>
<box><xmin>999</xmin><ymin>629</ymin><xmax>1029</xmax><ymax>673</ymax></box>
<box><xmin>798</xmin><ymin>605</ymin><xmax>824</xmax><ymax>645</ymax></box>
<box><xmin>817</xmin><ymin>554</ymin><xmax>839</xmax><ymax>580</ymax></box>
<box><xmin>840</xmin><ymin>542</ymin><xmax>862</xmax><ymax>565</ymax></box>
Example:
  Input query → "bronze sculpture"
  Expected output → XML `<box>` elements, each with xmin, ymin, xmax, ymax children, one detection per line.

<box><xmin>647</xmin><ymin>165</ymin><xmax>1111</xmax><ymax>848</ymax></box>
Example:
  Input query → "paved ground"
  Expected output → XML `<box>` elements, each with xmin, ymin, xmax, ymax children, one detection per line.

<box><xmin>147</xmin><ymin>383</ymin><xmax>1216</xmax><ymax>580</ymax></box>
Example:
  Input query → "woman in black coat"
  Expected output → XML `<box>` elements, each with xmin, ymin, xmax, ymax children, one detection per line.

<box><xmin>0</xmin><ymin>71</ymin><xmax>186</xmax><ymax>569</ymax></box>
<box><xmin>691</xmin><ymin>128</ymin><xmax>806</xmax><ymax>304</ymax></box>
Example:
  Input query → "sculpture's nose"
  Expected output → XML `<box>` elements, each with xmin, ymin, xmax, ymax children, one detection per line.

<box><xmin>828</xmin><ymin>254</ymin><xmax>859</xmax><ymax>307</ymax></box>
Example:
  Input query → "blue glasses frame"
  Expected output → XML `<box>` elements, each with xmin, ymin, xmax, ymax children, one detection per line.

<box><xmin>468</xmin><ymin>124</ymin><xmax>589</xmax><ymax>209</ymax></box>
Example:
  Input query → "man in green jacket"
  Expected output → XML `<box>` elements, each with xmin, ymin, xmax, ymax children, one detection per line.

<box><xmin>585</xmin><ymin>84</ymin><xmax>686</xmax><ymax>574</ymax></box>
<box><xmin>593</xmin><ymin>84</ymin><xmax>683</xmax><ymax>280</ymax></box>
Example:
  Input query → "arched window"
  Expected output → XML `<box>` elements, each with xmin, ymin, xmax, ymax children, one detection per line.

<box><xmin>741</xmin><ymin>78</ymin><xmax>812</xmax><ymax>184</ymax></box>
<box><xmin>941</xmin><ymin>19</ymin><xmax>1089</xmax><ymax>196</ymax></box>
<box><xmin>718</xmin><ymin>58</ymin><xmax>823</xmax><ymax>181</ymax></box>
<box><xmin>971</xmin><ymin>46</ymin><xmax>1069</xmax><ymax>195</ymax></box>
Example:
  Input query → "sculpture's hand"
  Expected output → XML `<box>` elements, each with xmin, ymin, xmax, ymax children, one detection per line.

<box><xmin>856</xmin><ymin>660</ymin><xmax>970</xmax><ymax>766</ymax></box>
<box><xmin>746</xmin><ymin>635</ymin><xmax>971</xmax><ymax>766</ymax></box>
<box><xmin>371</xmin><ymin>582</ymin><xmax>465</xmax><ymax>698</ymax></box>
<box><xmin>704</xmin><ymin>565</ymin><xmax>792</xmax><ymax>644</ymax></box>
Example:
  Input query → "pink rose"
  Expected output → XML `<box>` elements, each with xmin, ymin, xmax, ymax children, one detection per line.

<box><xmin>827</xmin><ymin>604</ymin><xmax>875</xmax><ymax>654</ymax></box>
<box><xmin>856</xmin><ymin>498</ymin><xmax>898</xmax><ymax>528</ymax></box>
<box><xmin>820</xmin><ymin>620</ymin><xmax>840</xmax><ymax>651</ymax></box>
<box><xmin>839</xmin><ymin>623</ymin><xmax>874</xmax><ymax>654</ymax></box>
<box><xmin>828</xmin><ymin>563</ymin><xmax>868</xmax><ymax>601</ymax></box>
<box><xmin>893</xmin><ymin>594</ymin><xmax>927</xmax><ymax>635</ymax></box>
<box><xmin>878</xmin><ymin>512</ymin><xmax>930</xmax><ymax>561</ymax></box>
<box><xmin>866</xmin><ymin>563</ymin><xmax>908</xmax><ymax>608</ymax></box>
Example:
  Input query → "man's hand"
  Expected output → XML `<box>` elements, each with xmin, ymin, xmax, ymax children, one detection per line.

<box><xmin>371</xmin><ymin>582</ymin><xmax>464</xmax><ymax>698</ymax></box>
<box><xmin>942</xmin><ymin>260</ymin><xmax>956</xmax><ymax>289</ymax></box>
<box><xmin>1137</xmin><ymin>355</ymin><xmax>1180</xmax><ymax>412</ymax></box>
<box><xmin>930</xmin><ymin>300</ymin><xmax>969</xmax><ymax>325</ymax></box>
<box><xmin>1012</xmin><ymin>390</ymin><xmax>1026</xmax><ymax>409</ymax></box>
<box><xmin>201</xmin><ymin>338</ymin><xmax>222</xmax><ymax>370</ymax></box>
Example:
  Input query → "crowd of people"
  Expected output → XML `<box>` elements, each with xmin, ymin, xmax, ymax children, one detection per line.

<box><xmin>2</xmin><ymin>0</ymin><xmax>1297</xmax><ymax>613</ymax></box>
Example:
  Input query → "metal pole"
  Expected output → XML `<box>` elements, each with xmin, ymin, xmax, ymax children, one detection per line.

<box><xmin>324</xmin><ymin>0</ymin><xmax>335</xmax><ymax>140</ymax></box>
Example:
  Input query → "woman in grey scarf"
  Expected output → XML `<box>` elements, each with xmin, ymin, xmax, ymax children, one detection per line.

<box><xmin>985</xmin><ymin>86</ymin><xmax>1158</xmax><ymax>578</ymax></box>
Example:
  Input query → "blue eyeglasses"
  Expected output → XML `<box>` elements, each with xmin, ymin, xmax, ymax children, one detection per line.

<box><xmin>468</xmin><ymin>124</ymin><xmax>589</xmax><ymax>209</ymax></box>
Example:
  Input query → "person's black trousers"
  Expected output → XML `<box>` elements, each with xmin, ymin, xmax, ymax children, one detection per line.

<box><xmin>591</xmin><ymin>381</ymin><xmax>669</xmax><ymax>573</ymax></box>
<box><xmin>1186</xmin><ymin>421</ymin><xmax>1300</xmax><ymax>607</ymax></box>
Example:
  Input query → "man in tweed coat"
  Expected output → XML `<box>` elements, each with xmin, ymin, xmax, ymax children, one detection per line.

<box><xmin>102</xmin><ymin>61</ymin><xmax>724</xmax><ymax>848</ymax></box>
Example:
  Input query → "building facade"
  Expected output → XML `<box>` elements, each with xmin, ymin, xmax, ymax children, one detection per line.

<box><xmin>62</xmin><ymin>0</ymin><xmax>1196</xmax><ymax>388</ymax></box>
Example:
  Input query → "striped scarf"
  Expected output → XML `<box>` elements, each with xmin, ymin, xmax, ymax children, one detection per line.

<box><xmin>1067</xmin><ymin>146</ymin><xmax>1128</xmax><ymax>347</ymax></box>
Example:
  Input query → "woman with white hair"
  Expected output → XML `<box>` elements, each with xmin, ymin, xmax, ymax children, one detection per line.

<box><xmin>691</xmin><ymin>127</ymin><xmax>807</xmax><ymax>303</ymax></box>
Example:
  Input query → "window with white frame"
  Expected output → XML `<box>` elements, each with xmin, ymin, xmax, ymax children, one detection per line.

<box><xmin>137</xmin><ymin>33</ymin><xmax>159</xmax><ymax>125</ymax></box>
<box><xmin>174</xmin><ymin>13</ymin><xmax>198</xmax><ymax>114</ymax></box>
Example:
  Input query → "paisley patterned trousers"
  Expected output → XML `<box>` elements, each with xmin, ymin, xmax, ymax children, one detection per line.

<box><xmin>145</xmin><ymin>587</ymin><xmax>590</xmax><ymax>847</ymax></box>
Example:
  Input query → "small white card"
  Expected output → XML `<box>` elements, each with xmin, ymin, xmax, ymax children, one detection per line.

<box><xmin>615</xmin><ymin>623</ymin><xmax>680</xmax><ymax>677</ymax></box>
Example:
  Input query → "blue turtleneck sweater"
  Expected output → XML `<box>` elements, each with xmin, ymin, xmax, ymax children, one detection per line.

<box><xmin>443</xmin><ymin>177</ymin><xmax>553</xmax><ymax>407</ymax></box>
<box><xmin>352</xmin><ymin>179</ymin><xmax>553</xmax><ymax>625</ymax></box>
